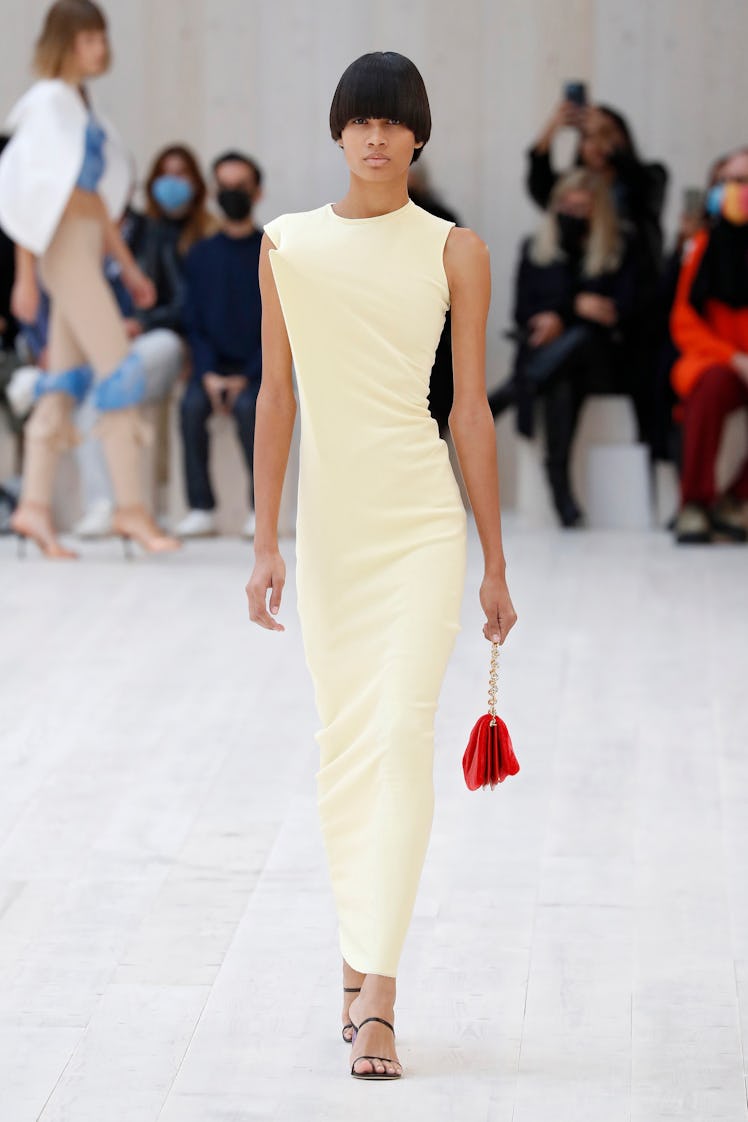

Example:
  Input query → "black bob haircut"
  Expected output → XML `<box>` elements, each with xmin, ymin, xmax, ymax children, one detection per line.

<box><xmin>329</xmin><ymin>52</ymin><xmax>431</xmax><ymax>163</ymax></box>
<box><xmin>211</xmin><ymin>150</ymin><xmax>264</xmax><ymax>188</ymax></box>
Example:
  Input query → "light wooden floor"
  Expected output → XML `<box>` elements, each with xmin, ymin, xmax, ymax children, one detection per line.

<box><xmin>1</xmin><ymin>520</ymin><xmax>747</xmax><ymax>1121</ymax></box>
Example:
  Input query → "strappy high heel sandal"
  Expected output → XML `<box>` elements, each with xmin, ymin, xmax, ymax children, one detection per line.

<box><xmin>341</xmin><ymin>986</ymin><xmax>361</xmax><ymax>1043</ymax></box>
<box><xmin>10</xmin><ymin>507</ymin><xmax>78</xmax><ymax>560</ymax></box>
<box><xmin>111</xmin><ymin>507</ymin><xmax>181</xmax><ymax>557</ymax></box>
<box><xmin>350</xmin><ymin>1016</ymin><xmax>402</xmax><ymax>1080</ymax></box>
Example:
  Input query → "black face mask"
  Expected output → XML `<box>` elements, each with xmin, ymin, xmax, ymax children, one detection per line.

<box><xmin>557</xmin><ymin>213</ymin><xmax>589</xmax><ymax>257</ymax></box>
<box><xmin>217</xmin><ymin>188</ymin><xmax>253</xmax><ymax>222</ymax></box>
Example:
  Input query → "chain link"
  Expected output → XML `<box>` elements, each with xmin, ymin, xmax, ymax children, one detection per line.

<box><xmin>488</xmin><ymin>641</ymin><xmax>499</xmax><ymax>726</ymax></box>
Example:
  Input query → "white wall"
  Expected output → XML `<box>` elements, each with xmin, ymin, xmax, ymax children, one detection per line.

<box><xmin>4</xmin><ymin>0</ymin><xmax>748</xmax><ymax>500</ymax></box>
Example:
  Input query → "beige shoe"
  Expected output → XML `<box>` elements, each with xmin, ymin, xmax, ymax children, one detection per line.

<box><xmin>675</xmin><ymin>503</ymin><xmax>711</xmax><ymax>545</ymax></box>
<box><xmin>708</xmin><ymin>496</ymin><xmax>748</xmax><ymax>543</ymax></box>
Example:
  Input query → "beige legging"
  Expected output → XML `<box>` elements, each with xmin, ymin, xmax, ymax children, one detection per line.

<box><xmin>23</xmin><ymin>211</ymin><xmax>145</xmax><ymax>508</ymax></box>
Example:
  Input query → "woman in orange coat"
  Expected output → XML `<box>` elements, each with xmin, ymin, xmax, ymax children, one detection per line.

<box><xmin>670</xmin><ymin>148</ymin><xmax>748</xmax><ymax>544</ymax></box>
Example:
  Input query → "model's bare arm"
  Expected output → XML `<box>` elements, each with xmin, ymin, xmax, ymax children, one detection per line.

<box><xmin>11</xmin><ymin>245</ymin><xmax>39</xmax><ymax>323</ymax></box>
<box><xmin>245</xmin><ymin>234</ymin><xmax>297</xmax><ymax>632</ymax></box>
<box><xmin>444</xmin><ymin>227</ymin><xmax>517</xmax><ymax>644</ymax></box>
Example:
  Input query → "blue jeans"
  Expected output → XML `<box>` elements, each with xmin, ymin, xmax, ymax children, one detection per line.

<box><xmin>180</xmin><ymin>376</ymin><xmax>259</xmax><ymax>510</ymax></box>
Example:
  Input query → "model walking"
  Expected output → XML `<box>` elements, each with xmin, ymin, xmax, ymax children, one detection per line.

<box><xmin>0</xmin><ymin>0</ymin><xmax>179</xmax><ymax>557</ymax></box>
<box><xmin>246</xmin><ymin>51</ymin><xmax>516</xmax><ymax>1080</ymax></box>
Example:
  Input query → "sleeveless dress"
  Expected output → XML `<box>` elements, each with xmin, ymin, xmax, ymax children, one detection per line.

<box><xmin>264</xmin><ymin>200</ymin><xmax>466</xmax><ymax>977</ymax></box>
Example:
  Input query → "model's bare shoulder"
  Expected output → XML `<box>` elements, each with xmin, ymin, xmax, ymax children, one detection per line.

<box><xmin>444</xmin><ymin>226</ymin><xmax>490</xmax><ymax>288</ymax></box>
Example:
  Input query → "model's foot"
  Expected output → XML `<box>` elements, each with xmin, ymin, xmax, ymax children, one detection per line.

<box><xmin>341</xmin><ymin>960</ymin><xmax>366</xmax><ymax>1043</ymax></box>
<box><xmin>10</xmin><ymin>503</ymin><xmax>78</xmax><ymax>559</ymax></box>
<box><xmin>112</xmin><ymin>506</ymin><xmax>181</xmax><ymax>554</ymax></box>
<box><xmin>175</xmin><ymin>509</ymin><xmax>217</xmax><ymax>538</ymax></box>
<box><xmin>349</xmin><ymin>988</ymin><xmax>402</xmax><ymax>1078</ymax></box>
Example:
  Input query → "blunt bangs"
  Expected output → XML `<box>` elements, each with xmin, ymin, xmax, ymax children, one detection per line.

<box><xmin>34</xmin><ymin>0</ymin><xmax>109</xmax><ymax>77</ymax></box>
<box><xmin>329</xmin><ymin>52</ymin><xmax>431</xmax><ymax>162</ymax></box>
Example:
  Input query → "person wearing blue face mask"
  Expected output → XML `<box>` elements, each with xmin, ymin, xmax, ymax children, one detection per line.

<box><xmin>138</xmin><ymin>145</ymin><xmax>218</xmax><ymax>338</ymax></box>
<box><xmin>151</xmin><ymin>173</ymin><xmax>194</xmax><ymax>214</ymax></box>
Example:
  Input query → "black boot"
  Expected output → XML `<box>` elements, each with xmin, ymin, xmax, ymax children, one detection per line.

<box><xmin>542</xmin><ymin>376</ymin><xmax>584</xmax><ymax>528</ymax></box>
<box><xmin>545</xmin><ymin>460</ymin><xmax>583</xmax><ymax>527</ymax></box>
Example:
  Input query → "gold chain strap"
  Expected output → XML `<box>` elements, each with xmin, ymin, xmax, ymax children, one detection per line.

<box><xmin>488</xmin><ymin>641</ymin><xmax>499</xmax><ymax>726</ymax></box>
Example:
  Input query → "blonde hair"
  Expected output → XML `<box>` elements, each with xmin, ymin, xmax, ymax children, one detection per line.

<box><xmin>530</xmin><ymin>168</ymin><xmax>623</xmax><ymax>277</ymax></box>
<box><xmin>34</xmin><ymin>0</ymin><xmax>109</xmax><ymax>78</ymax></box>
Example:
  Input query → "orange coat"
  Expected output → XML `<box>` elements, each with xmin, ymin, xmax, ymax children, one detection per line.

<box><xmin>670</xmin><ymin>229</ymin><xmax>748</xmax><ymax>398</ymax></box>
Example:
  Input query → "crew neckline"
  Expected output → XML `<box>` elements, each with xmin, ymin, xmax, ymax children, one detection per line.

<box><xmin>328</xmin><ymin>199</ymin><xmax>413</xmax><ymax>224</ymax></box>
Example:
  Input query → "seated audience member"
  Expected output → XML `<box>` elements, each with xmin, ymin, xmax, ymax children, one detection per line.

<box><xmin>134</xmin><ymin>144</ymin><xmax>218</xmax><ymax>336</ymax></box>
<box><xmin>407</xmin><ymin>163</ymin><xmax>460</xmax><ymax>436</ymax></box>
<box><xmin>0</xmin><ymin>135</ymin><xmax>21</xmax><ymax>440</ymax></box>
<box><xmin>528</xmin><ymin>99</ymin><xmax>667</xmax><ymax>274</ymax></box>
<box><xmin>177</xmin><ymin>151</ymin><xmax>263</xmax><ymax>539</ymax></box>
<box><xmin>507</xmin><ymin>169</ymin><xmax>636</xmax><ymax>527</ymax></box>
<box><xmin>0</xmin><ymin>138</ymin><xmax>16</xmax><ymax>351</ymax></box>
<box><xmin>527</xmin><ymin>99</ymin><xmax>668</xmax><ymax>443</ymax></box>
<box><xmin>669</xmin><ymin>147</ymin><xmax>748</xmax><ymax>545</ymax></box>
<box><xmin>651</xmin><ymin>160</ymin><xmax>726</xmax><ymax>468</ymax></box>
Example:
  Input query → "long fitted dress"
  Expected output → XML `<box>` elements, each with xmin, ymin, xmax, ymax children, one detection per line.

<box><xmin>264</xmin><ymin>200</ymin><xmax>466</xmax><ymax>977</ymax></box>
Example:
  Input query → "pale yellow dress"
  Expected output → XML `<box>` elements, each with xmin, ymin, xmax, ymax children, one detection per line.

<box><xmin>264</xmin><ymin>200</ymin><xmax>466</xmax><ymax>977</ymax></box>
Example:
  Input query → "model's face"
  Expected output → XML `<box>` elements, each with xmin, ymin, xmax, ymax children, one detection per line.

<box><xmin>339</xmin><ymin>118</ymin><xmax>422</xmax><ymax>180</ymax></box>
<box><xmin>70</xmin><ymin>28</ymin><xmax>109</xmax><ymax>78</ymax></box>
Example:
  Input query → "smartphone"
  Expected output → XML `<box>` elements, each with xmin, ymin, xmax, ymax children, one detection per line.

<box><xmin>563</xmin><ymin>81</ymin><xmax>587</xmax><ymax>108</ymax></box>
<box><xmin>682</xmin><ymin>187</ymin><xmax>705</xmax><ymax>217</ymax></box>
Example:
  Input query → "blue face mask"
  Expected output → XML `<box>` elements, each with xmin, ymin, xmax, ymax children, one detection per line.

<box><xmin>151</xmin><ymin>175</ymin><xmax>195</xmax><ymax>214</ymax></box>
<box><xmin>706</xmin><ymin>184</ymin><xmax>724</xmax><ymax>217</ymax></box>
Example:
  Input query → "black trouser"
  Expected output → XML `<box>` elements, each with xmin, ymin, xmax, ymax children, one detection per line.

<box><xmin>533</xmin><ymin>326</ymin><xmax>620</xmax><ymax>517</ymax></box>
<box><xmin>180</xmin><ymin>376</ymin><xmax>259</xmax><ymax>511</ymax></box>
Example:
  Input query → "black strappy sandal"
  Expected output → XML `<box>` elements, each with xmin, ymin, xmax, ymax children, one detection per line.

<box><xmin>350</xmin><ymin>1015</ymin><xmax>402</xmax><ymax>1080</ymax></box>
<box><xmin>341</xmin><ymin>987</ymin><xmax>361</xmax><ymax>1043</ymax></box>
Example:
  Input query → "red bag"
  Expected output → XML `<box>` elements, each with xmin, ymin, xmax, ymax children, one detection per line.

<box><xmin>462</xmin><ymin>642</ymin><xmax>519</xmax><ymax>790</ymax></box>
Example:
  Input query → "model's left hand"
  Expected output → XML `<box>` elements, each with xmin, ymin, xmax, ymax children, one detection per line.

<box><xmin>123</xmin><ymin>266</ymin><xmax>156</xmax><ymax>310</ymax></box>
<box><xmin>480</xmin><ymin>571</ymin><xmax>517</xmax><ymax>644</ymax></box>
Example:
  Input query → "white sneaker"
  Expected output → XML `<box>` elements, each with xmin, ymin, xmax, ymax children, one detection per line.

<box><xmin>74</xmin><ymin>499</ymin><xmax>114</xmax><ymax>538</ymax></box>
<box><xmin>241</xmin><ymin>510</ymin><xmax>256</xmax><ymax>539</ymax></box>
<box><xmin>6</xmin><ymin>365</ymin><xmax>39</xmax><ymax>419</ymax></box>
<box><xmin>175</xmin><ymin>509</ymin><xmax>217</xmax><ymax>537</ymax></box>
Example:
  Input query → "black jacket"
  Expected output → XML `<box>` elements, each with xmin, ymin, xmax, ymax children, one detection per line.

<box><xmin>514</xmin><ymin>236</ymin><xmax>637</xmax><ymax>332</ymax></box>
<box><xmin>123</xmin><ymin>210</ymin><xmax>187</xmax><ymax>335</ymax></box>
<box><xmin>512</xmin><ymin>236</ymin><xmax>637</xmax><ymax>436</ymax></box>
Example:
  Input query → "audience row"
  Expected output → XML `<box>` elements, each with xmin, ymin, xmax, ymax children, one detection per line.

<box><xmin>1</xmin><ymin>96</ymin><xmax>748</xmax><ymax>547</ymax></box>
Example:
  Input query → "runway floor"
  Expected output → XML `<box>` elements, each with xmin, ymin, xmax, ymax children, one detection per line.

<box><xmin>1</xmin><ymin>519</ymin><xmax>747</xmax><ymax>1121</ymax></box>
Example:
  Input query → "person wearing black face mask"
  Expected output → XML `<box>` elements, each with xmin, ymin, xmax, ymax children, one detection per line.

<box><xmin>177</xmin><ymin>150</ymin><xmax>265</xmax><ymax>539</ymax></box>
<box><xmin>490</xmin><ymin>169</ymin><xmax>636</xmax><ymax>527</ymax></box>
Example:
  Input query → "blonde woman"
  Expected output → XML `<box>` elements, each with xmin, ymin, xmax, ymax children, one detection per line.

<box><xmin>0</xmin><ymin>0</ymin><xmax>179</xmax><ymax>556</ymax></box>
<box><xmin>511</xmin><ymin>168</ymin><xmax>635</xmax><ymax>525</ymax></box>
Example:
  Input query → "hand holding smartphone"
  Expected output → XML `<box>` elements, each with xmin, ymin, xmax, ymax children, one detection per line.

<box><xmin>563</xmin><ymin>81</ymin><xmax>587</xmax><ymax>108</ymax></box>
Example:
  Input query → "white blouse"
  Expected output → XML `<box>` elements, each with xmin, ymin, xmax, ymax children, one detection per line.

<box><xmin>0</xmin><ymin>79</ymin><xmax>132</xmax><ymax>255</ymax></box>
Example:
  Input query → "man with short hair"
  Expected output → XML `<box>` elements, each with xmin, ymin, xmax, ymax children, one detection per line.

<box><xmin>177</xmin><ymin>150</ymin><xmax>264</xmax><ymax>538</ymax></box>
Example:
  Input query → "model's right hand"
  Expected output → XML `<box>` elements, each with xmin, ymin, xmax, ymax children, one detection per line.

<box><xmin>11</xmin><ymin>274</ymin><xmax>39</xmax><ymax>324</ymax></box>
<box><xmin>246</xmin><ymin>551</ymin><xmax>286</xmax><ymax>631</ymax></box>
